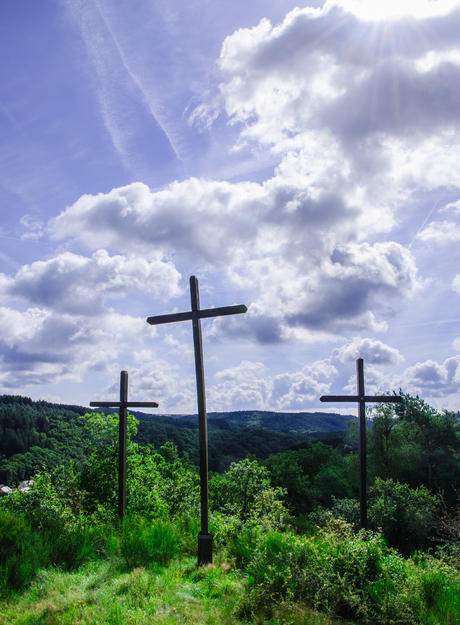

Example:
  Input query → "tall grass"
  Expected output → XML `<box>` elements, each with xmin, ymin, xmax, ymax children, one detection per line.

<box><xmin>0</xmin><ymin>557</ymin><xmax>343</xmax><ymax>625</ymax></box>
<box><xmin>119</xmin><ymin>516</ymin><xmax>180</xmax><ymax>568</ymax></box>
<box><xmin>0</xmin><ymin>510</ymin><xmax>48</xmax><ymax>591</ymax></box>
<box><xmin>0</xmin><ymin>509</ymin><xmax>347</xmax><ymax>624</ymax></box>
<box><xmin>2</xmin><ymin>508</ymin><xmax>460</xmax><ymax>624</ymax></box>
<box><xmin>0</xmin><ymin>509</ymin><xmax>115</xmax><ymax>594</ymax></box>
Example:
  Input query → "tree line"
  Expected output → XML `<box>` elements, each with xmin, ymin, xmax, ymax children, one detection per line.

<box><xmin>2</xmin><ymin>391</ymin><xmax>460</xmax><ymax>513</ymax></box>
<box><xmin>0</xmin><ymin>395</ymin><xmax>343</xmax><ymax>485</ymax></box>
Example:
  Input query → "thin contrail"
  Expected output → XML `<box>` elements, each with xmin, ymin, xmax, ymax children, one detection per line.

<box><xmin>93</xmin><ymin>0</ymin><xmax>184</xmax><ymax>164</ymax></box>
<box><xmin>408</xmin><ymin>199</ymin><xmax>440</xmax><ymax>248</ymax></box>
<box><xmin>397</xmin><ymin>319</ymin><xmax>460</xmax><ymax>328</ymax></box>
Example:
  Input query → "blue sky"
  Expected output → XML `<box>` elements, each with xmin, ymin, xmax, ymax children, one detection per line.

<box><xmin>1</xmin><ymin>0</ymin><xmax>460</xmax><ymax>414</ymax></box>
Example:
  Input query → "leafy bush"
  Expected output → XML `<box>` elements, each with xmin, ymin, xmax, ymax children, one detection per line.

<box><xmin>209</xmin><ymin>458</ymin><xmax>287</xmax><ymax>535</ymax></box>
<box><xmin>80</xmin><ymin>414</ymin><xmax>200</xmax><ymax>521</ymax></box>
<box><xmin>0</xmin><ymin>466</ymin><xmax>114</xmax><ymax>582</ymax></box>
<box><xmin>176</xmin><ymin>514</ymin><xmax>201</xmax><ymax>556</ymax></box>
<box><xmin>314</xmin><ymin>479</ymin><xmax>436</xmax><ymax>555</ymax></box>
<box><xmin>430</xmin><ymin>490</ymin><xmax>460</xmax><ymax>569</ymax></box>
<box><xmin>368</xmin><ymin>478</ymin><xmax>436</xmax><ymax>555</ymax></box>
<box><xmin>225</xmin><ymin>524</ymin><xmax>263</xmax><ymax>567</ymax></box>
<box><xmin>264</xmin><ymin>443</ymin><xmax>357</xmax><ymax>516</ymax></box>
<box><xmin>240</xmin><ymin>521</ymin><xmax>460</xmax><ymax>624</ymax></box>
<box><xmin>0</xmin><ymin>463</ymin><xmax>87</xmax><ymax>533</ymax></box>
<box><xmin>330</xmin><ymin>495</ymin><xmax>360</xmax><ymax>530</ymax></box>
<box><xmin>0</xmin><ymin>510</ymin><xmax>49</xmax><ymax>593</ymax></box>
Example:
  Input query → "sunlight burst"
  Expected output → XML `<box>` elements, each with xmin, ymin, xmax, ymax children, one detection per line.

<box><xmin>329</xmin><ymin>0</ymin><xmax>460</xmax><ymax>20</ymax></box>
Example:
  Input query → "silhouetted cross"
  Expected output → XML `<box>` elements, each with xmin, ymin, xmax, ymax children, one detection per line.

<box><xmin>320</xmin><ymin>358</ymin><xmax>402</xmax><ymax>528</ymax></box>
<box><xmin>90</xmin><ymin>370</ymin><xmax>159</xmax><ymax>520</ymax></box>
<box><xmin>147</xmin><ymin>275</ymin><xmax>247</xmax><ymax>565</ymax></box>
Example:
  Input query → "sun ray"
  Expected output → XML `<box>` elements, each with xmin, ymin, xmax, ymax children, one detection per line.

<box><xmin>328</xmin><ymin>0</ymin><xmax>460</xmax><ymax>21</ymax></box>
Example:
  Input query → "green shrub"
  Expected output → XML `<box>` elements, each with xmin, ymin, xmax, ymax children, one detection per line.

<box><xmin>176</xmin><ymin>514</ymin><xmax>200</xmax><ymax>556</ymax></box>
<box><xmin>241</xmin><ymin>522</ymin><xmax>412</xmax><ymax>622</ymax></box>
<box><xmin>409</xmin><ymin>555</ymin><xmax>460</xmax><ymax>624</ymax></box>
<box><xmin>45</xmin><ymin>522</ymin><xmax>115</xmax><ymax>571</ymax></box>
<box><xmin>0</xmin><ymin>510</ymin><xmax>49</xmax><ymax>593</ymax></box>
<box><xmin>80</xmin><ymin>414</ymin><xmax>200</xmax><ymax>521</ymax></box>
<box><xmin>330</xmin><ymin>495</ymin><xmax>360</xmax><ymax>529</ymax></box>
<box><xmin>119</xmin><ymin>516</ymin><xmax>180</xmax><ymax>568</ymax></box>
<box><xmin>239</xmin><ymin>520</ymin><xmax>460</xmax><ymax>624</ymax></box>
<box><xmin>368</xmin><ymin>478</ymin><xmax>436</xmax><ymax>555</ymax></box>
<box><xmin>0</xmin><ymin>464</ymin><xmax>87</xmax><ymax>534</ymax></box>
<box><xmin>226</xmin><ymin>525</ymin><xmax>263</xmax><ymax>568</ymax></box>
<box><xmin>209</xmin><ymin>458</ymin><xmax>287</xmax><ymax>535</ymax></box>
<box><xmin>321</xmin><ymin>479</ymin><xmax>436</xmax><ymax>555</ymax></box>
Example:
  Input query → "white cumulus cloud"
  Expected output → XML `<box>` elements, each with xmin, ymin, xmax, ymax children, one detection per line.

<box><xmin>215</xmin><ymin>360</ymin><xmax>266</xmax><ymax>382</ymax></box>
<box><xmin>395</xmin><ymin>356</ymin><xmax>460</xmax><ymax>397</ymax></box>
<box><xmin>49</xmin><ymin>178</ymin><xmax>419</xmax><ymax>342</ymax></box>
<box><xmin>333</xmin><ymin>337</ymin><xmax>404</xmax><ymax>365</ymax></box>
<box><xmin>0</xmin><ymin>250</ymin><xmax>181</xmax><ymax>316</ymax></box>
<box><xmin>0</xmin><ymin>305</ymin><xmax>147</xmax><ymax>389</ymax></box>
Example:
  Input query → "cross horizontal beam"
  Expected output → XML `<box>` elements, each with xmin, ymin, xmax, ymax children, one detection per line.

<box><xmin>320</xmin><ymin>395</ymin><xmax>402</xmax><ymax>403</ymax></box>
<box><xmin>147</xmin><ymin>304</ymin><xmax>247</xmax><ymax>326</ymax></box>
<box><xmin>90</xmin><ymin>401</ymin><xmax>159</xmax><ymax>408</ymax></box>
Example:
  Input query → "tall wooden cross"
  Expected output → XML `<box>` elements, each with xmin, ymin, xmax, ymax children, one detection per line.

<box><xmin>319</xmin><ymin>358</ymin><xmax>402</xmax><ymax>529</ymax></box>
<box><xmin>90</xmin><ymin>370</ymin><xmax>159</xmax><ymax>520</ymax></box>
<box><xmin>147</xmin><ymin>275</ymin><xmax>247</xmax><ymax>565</ymax></box>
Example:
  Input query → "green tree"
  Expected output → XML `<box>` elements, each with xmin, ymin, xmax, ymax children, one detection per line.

<box><xmin>264</xmin><ymin>442</ymin><xmax>357</xmax><ymax>515</ymax></box>
<box><xmin>395</xmin><ymin>392</ymin><xmax>460</xmax><ymax>492</ymax></box>
<box><xmin>209</xmin><ymin>458</ymin><xmax>286</xmax><ymax>529</ymax></box>
<box><xmin>263</xmin><ymin>449</ymin><xmax>316</xmax><ymax>515</ymax></box>
<box><xmin>369</xmin><ymin>402</ymin><xmax>421</xmax><ymax>485</ymax></box>
<box><xmin>80</xmin><ymin>413</ymin><xmax>199</xmax><ymax>521</ymax></box>
<box><xmin>368</xmin><ymin>478</ymin><xmax>436</xmax><ymax>555</ymax></box>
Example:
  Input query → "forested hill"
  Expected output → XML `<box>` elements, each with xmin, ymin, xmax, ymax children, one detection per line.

<box><xmin>0</xmin><ymin>394</ymin><xmax>355</xmax><ymax>485</ymax></box>
<box><xmin>172</xmin><ymin>410</ymin><xmax>356</xmax><ymax>435</ymax></box>
<box><xmin>0</xmin><ymin>395</ymin><xmax>88</xmax><ymax>486</ymax></box>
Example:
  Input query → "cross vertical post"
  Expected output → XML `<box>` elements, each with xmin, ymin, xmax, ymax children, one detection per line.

<box><xmin>119</xmin><ymin>371</ymin><xmax>128</xmax><ymax>520</ymax></box>
<box><xmin>146</xmin><ymin>275</ymin><xmax>247</xmax><ymax>564</ymax></box>
<box><xmin>357</xmin><ymin>358</ymin><xmax>367</xmax><ymax>529</ymax></box>
<box><xmin>190</xmin><ymin>277</ymin><xmax>212</xmax><ymax>563</ymax></box>
<box><xmin>90</xmin><ymin>371</ymin><xmax>159</xmax><ymax>521</ymax></box>
<box><xmin>319</xmin><ymin>358</ymin><xmax>402</xmax><ymax>529</ymax></box>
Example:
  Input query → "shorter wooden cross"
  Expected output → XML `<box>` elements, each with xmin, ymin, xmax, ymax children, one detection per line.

<box><xmin>147</xmin><ymin>275</ymin><xmax>247</xmax><ymax>565</ymax></box>
<box><xmin>320</xmin><ymin>358</ymin><xmax>402</xmax><ymax>529</ymax></box>
<box><xmin>90</xmin><ymin>370</ymin><xmax>159</xmax><ymax>520</ymax></box>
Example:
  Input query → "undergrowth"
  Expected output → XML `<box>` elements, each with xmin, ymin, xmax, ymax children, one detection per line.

<box><xmin>235</xmin><ymin>517</ymin><xmax>460</xmax><ymax>624</ymax></box>
<box><xmin>1</xmin><ymin>445</ymin><xmax>460</xmax><ymax>623</ymax></box>
<box><xmin>2</xmin><ymin>511</ymin><xmax>460</xmax><ymax>624</ymax></box>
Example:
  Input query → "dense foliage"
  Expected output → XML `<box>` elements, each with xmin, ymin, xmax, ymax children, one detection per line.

<box><xmin>370</xmin><ymin>393</ymin><xmax>460</xmax><ymax>503</ymax></box>
<box><xmin>238</xmin><ymin>520</ymin><xmax>460</xmax><ymax>623</ymax></box>
<box><xmin>0</xmin><ymin>395</ymin><xmax>88</xmax><ymax>485</ymax></box>
<box><xmin>0</xmin><ymin>395</ymin><xmax>350</xmax><ymax>487</ymax></box>
<box><xmin>136</xmin><ymin>419</ymin><xmax>313</xmax><ymax>470</ymax></box>
<box><xmin>1</xmin><ymin>392</ymin><xmax>460</xmax><ymax>623</ymax></box>
<box><xmin>264</xmin><ymin>442</ymin><xmax>359</xmax><ymax>516</ymax></box>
